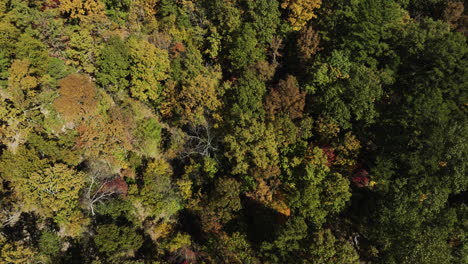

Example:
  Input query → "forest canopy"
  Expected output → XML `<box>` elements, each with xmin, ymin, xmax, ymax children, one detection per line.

<box><xmin>0</xmin><ymin>0</ymin><xmax>467</xmax><ymax>263</ymax></box>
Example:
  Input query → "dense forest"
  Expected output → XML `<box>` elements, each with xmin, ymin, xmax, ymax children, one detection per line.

<box><xmin>0</xmin><ymin>0</ymin><xmax>467</xmax><ymax>263</ymax></box>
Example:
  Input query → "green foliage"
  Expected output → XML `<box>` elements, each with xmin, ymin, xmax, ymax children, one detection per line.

<box><xmin>0</xmin><ymin>1</ymin><xmax>466</xmax><ymax>263</ymax></box>
<box><xmin>15</xmin><ymin>32</ymin><xmax>49</xmax><ymax>74</ymax></box>
<box><xmin>38</xmin><ymin>232</ymin><xmax>61</xmax><ymax>257</ymax></box>
<box><xmin>129</xmin><ymin>159</ymin><xmax>182</xmax><ymax>221</ymax></box>
<box><xmin>134</xmin><ymin>117</ymin><xmax>162</xmax><ymax>156</ymax></box>
<box><xmin>228</xmin><ymin>68</ymin><xmax>267</xmax><ymax>121</ymax></box>
<box><xmin>307</xmin><ymin>50</ymin><xmax>383</xmax><ymax>128</ymax></box>
<box><xmin>96</xmin><ymin>36</ymin><xmax>130</xmax><ymax>92</ymax></box>
<box><xmin>307</xmin><ymin>229</ymin><xmax>360</xmax><ymax>264</ymax></box>
<box><xmin>288</xmin><ymin>147</ymin><xmax>351</xmax><ymax>226</ymax></box>
<box><xmin>227</xmin><ymin>24</ymin><xmax>264</xmax><ymax>71</ymax></box>
<box><xmin>94</xmin><ymin>224</ymin><xmax>143</xmax><ymax>261</ymax></box>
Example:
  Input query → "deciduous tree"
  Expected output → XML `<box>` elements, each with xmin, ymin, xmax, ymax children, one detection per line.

<box><xmin>53</xmin><ymin>74</ymin><xmax>97</xmax><ymax>123</ymax></box>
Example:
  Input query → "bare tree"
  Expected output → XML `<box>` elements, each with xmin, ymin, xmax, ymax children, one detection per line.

<box><xmin>83</xmin><ymin>161</ymin><xmax>128</xmax><ymax>216</ymax></box>
<box><xmin>270</xmin><ymin>36</ymin><xmax>284</xmax><ymax>65</ymax></box>
<box><xmin>181</xmin><ymin>120</ymin><xmax>218</xmax><ymax>159</ymax></box>
<box><xmin>84</xmin><ymin>170</ymin><xmax>116</xmax><ymax>216</ymax></box>
<box><xmin>1</xmin><ymin>207</ymin><xmax>21</xmax><ymax>227</ymax></box>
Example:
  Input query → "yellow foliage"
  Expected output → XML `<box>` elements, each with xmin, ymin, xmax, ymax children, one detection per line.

<box><xmin>0</xmin><ymin>241</ymin><xmax>36</xmax><ymax>264</ymax></box>
<box><xmin>179</xmin><ymin>69</ymin><xmax>223</xmax><ymax>123</ymax></box>
<box><xmin>59</xmin><ymin>0</ymin><xmax>105</xmax><ymax>20</ymax></box>
<box><xmin>128</xmin><ymin>0</ymin><xmax>160</xmax><ymax>31</ymax></box>
<box><xmin>281</xmin><ymin>0</ymin><xmax>322</xmax><ymax>31</ymax></box>
<box><xmin>57</xmin><ymin>210</ymin><xmax>90</xmax><ymax>238</ymax></box>
<box><xmin>7</xmin><ymin>59</ymin><xmax>38</xmax><ymax>106</ymax></box>
<box><xmin>148</xmin><ymin>222</ymin><xmax>173</xmax><ymax>241</ymax></box>
<box><xmin>419</xmin><ymin>193</ymin><xmax>428</xmax><ymax>202</ymax></box>
<box><xmin>146</xmin><ymin>157</ymin><xmax>172</xmax><ymax>178</ymax></box>
<box><xmin>165</xmin><ymin>233</ymin><xmax>191</xmax><ymax>252</ymax></box>
<box><xmin>176</xmin><ymin>178</ymin><xmax>193</xmax><ymax>200</ymax></box>
<box><xmin>335</xmin><ymin>132</ymin><xmax>361</xmax><ymax>168</ymax></box>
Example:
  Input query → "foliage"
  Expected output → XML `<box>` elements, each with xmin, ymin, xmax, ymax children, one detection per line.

<box><xmin>0</xmin><ymin>241</ymin><xmax>36</xmax><ymax>264</ymax></box>
<box><xmin>127</xmin><ymin>37</ymin><xmax>170</xmax><ymax>103</ymax></box>
<box><xmin>96</xmin><ymin>36</ymin><xmax>130</xmax><ymax>92</ymax></box>
<box><xmin>94</xmin><ymin>224</ymin><xmax>143</xmax><ymax>261</ymax></box>
<box><xmin>53</xmin><ymin>73</ymin><xmax>97</xmax><ymax>123</ymax></box>
<box><xmin>0</xmin><ymin>1</ymin><xmax>466</xmax><ymax>263</ymax></box>
<box><xmin>281</xmin><ymin>0</ymin><xmax>322</xmax><ymax>31</ymax></box>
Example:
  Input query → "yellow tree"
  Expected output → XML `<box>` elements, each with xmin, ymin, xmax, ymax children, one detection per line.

<box><xmin>127</xmin><ymin>37</ymin><xmax>171</xmax><ymax>102</ymax></box>
<box><xmin>0</xmin><ymin>59</ymin><xmax>39</xmax><ymax>151</ymax></box>
<box><xmin>128</xmin><ymin>0</ymin><xmax>160</xmax><ymax>31</ymax></box>
<box><xmin>58</xmin><ymin>0</ymin><xmax>105</xmax><ymax>20</ymax></box>
<box><xmin>6</xmin><ymin>59</ymin><xmax>38</xmax><ymax>107</ymax></box>
<box><xmin>281</xmin><ymin>0</ymin><xmax>322</xmax><ymax>31</ymax></box>
<box><xmin>178</xmin><ymin>68</ymin><xmax>223</xmax><ymax>123</ymax></box>
<box><xmin>1</xmin><ymin>151</ymin><xmax>89</xmax><ymax>237</ymax></box>
<box><xmin>0</xmin><ymin>241</ymin><xmax>36</xmax><ymax>264</ymax></box>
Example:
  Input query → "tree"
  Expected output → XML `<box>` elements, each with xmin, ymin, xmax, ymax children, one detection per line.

<box><xmin>265</xmin><ymin>75</ymin><xmax>306</xmax><ymax>120</ymax></box>
<box><xmin>15</xmin><ymin>33</ymin><xmax>49</xmax><ymax>74</ymax></box>
<box><xmin>177</xmin><ymin>67</ymin><xmax>223</xmax><ymax>123</ymax></box>
<box><xmin>227</xmin><ymin>68</ymin><xmax>267</xmax><ymax>121</ymax></box>
<box><xmin>58</xmin><ymin>0</ymin><xmax>105</xmax><ymax>20</ymax></box>
<box><xmin>288</xmin><ymin>147</ymin><xmax>351</xmax><ymax>227</ymax></box>
<box><xmin>0</xmin><ymin>241</ymin><xmax>36</xmax><ymax>264</ymax></box>
<box><xmin>0</xmin><ymin>149</ymin><xmax>89</xmax><ymax>237</ymax></box>
<box><xmin>94</xmin><ymin>224</ymin><xmax>143</xmax><ymax>262</ymax></box>
<box><xmin>199</xmin><ymin>178</ymin><xmax>241</xmax><ymax>233</ymax></box>
<box><xmin>127</xmin><ymin>37</ymin><xmax>170</xmax><ymax>103</ymax></box>
<box><xmin>244</xmin><ymin>0</ymin><xmax>281</xmax><ymax>45</ymax></box>
<box><xmin>133</xmin><ymin>117</ymin><xmax>162</xmax><ymax>157</ymax></box>
<box><xmin>53</xmin><ymin>74</ymin><xmax>97</xmax><ymax>123</ymax></box>
<box><xmin>227</xmin><ymin>24</ymin><xmax>264</xmax><ymax>71</ymax></box>
<box><xmin>38</xmin><ymin>232</ymin><xmax>61</xmax><ymax>258</ymax></box>
<box><xmin>281</xmin><ymin>0</ymin><xmax>322</xmax><ymax>31</ymax></box>
<box><xmin>224</xmin><ymin>118</ymin><xmax>280</xmax><ymax>187</ymax></box>
<box><xmin>307</xmin><ymin>50</ymin><xmax>383</xmax><ymax>128</ymax></box>
<box><xmin>128</xmin><ymin>159</ymin><xmax>182</xmax><ymax>222</ymax></box>
<box><xmin>6</xmin><ymin>59</ymin><xmax>38</xmax><ymax>107</ymax></box>
<box><xmin>297</xmin><ymin>25</ymin><xmax>321</xmax><ymax>61</ymax></box>
<box><xmin>0</xmin><ymin>21</ymin><xmax>19</xmax><ymax>59</ymax></box>
<box><xmin>76</xmin><ymin>106</ymin><xmax>134</xmax><ymax>165</ymax></box>
<box><xmin>261</xmin><ymin>217</ymin><xmax>308</xmax><ymax>262</ymax></box>
<box><xmin>18</xmin><ymin>164</ymin><xmax>86</xmax><ymax>219</ymax></box>
<box><xmin>96</xmin><ymin>36</ymin><xmax>130</xmax><ymax>92</ymax></box>
<box><xmin>307</xmin><ymin>229</ymin><xmax>359</xmax><ymax>264</ymax></box>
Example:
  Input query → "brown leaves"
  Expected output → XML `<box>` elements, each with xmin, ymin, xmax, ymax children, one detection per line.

<box><xmin>297</xmin><ymin>26</ymin><xmax>321</xmax><ymax>61</ymax></box>
<box><xmin>265</xmin><ymin>75</ymin><xmax>306</xmax><ymax>120</ymax></box>
<box><xmin>443</xmin><ymin>1</ymin><xmax>467</xmax><ymax>34</ymax></box>
<box><xmin>53</xmin><ymin>74</ymin><xmax>97</xmax><ymax>123</ymax></box>
<box><xmin>75</xmin><ymin>107</ymin><xmax>134</xmax><ymax>164</ymax></box>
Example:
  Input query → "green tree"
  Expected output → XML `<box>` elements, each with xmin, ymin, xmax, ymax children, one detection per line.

<box><xmin>94</xmin><ymin>224</ymin><xmax>143</xmax><ymax>262</ymax></box>
<box><xmin>96</xmin><ymin>36</ymin><xmax>130</xmax><ymax>92</ymax></box>
<box><xmin>133</xmin><ymin>117</ymin><xmax>162</xmax><ymax>157</ymax></box>
<box><xmin>288</xmin><ymin>147</ymin><xmax>351</xmax><ymax>227</ymax></box>
<box><xmin>363</xmin><ymin>18</ymin><xmax>467</xmax><ymax>264</ymax></box>
<box><xmin>38</xmin><ymin>232</ymin><xmax>61</xmax><ymax>258</ymax></box>
<box><xmin>307</xmin><ymin>50</ymin><xmax>383</xmax><ymax>128</ymax></box>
